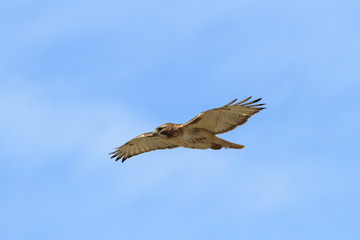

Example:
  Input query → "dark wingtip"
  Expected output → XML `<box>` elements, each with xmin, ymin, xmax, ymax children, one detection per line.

<box><xmin>251</xmin><ymin>103</ymin><xmax>266</xmax><ymax>107</ymax></box>
<box><xmin>252</xmin><ymin>98</ymin><xmax>262</xmax><ymax>104</ymax></box>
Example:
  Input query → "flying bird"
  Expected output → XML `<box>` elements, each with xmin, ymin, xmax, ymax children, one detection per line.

<box><xmin>110</xmin><ymin>97</ymin><xmax>265</xmax><ymax>162</ymax></box>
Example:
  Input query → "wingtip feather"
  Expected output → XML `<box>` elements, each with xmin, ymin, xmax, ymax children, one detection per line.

<box><xmin>223</xmin><ymin>98</ymin><xmax>237</xmax><ymax>107</ymax></box>
<box><xmin>235</xmin><ymin>96</ymin><xmax>252</xmax><ymax>105</ymax></box>
<box><xmin>243</xmin><ymin>98</ymin><xmax>262</xmax><ymax>106</ymax></box>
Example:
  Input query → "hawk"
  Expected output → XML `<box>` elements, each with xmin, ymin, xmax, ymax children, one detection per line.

<box><xmin>110</xmin><ymin>97</ymin><xmax>265</xmax><ymax>162</ymax></box>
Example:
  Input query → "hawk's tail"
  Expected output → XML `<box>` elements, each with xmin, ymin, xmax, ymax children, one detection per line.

<box><xmin>214</xmin><ymin>136</ymin><xmax>245</xmax><ymax>149</ymax></box>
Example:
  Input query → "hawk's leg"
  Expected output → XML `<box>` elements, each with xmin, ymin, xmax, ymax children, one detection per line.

<box><xmin>211</xmin><ymin>143</ymin><xmax>222</xmax><ymax>150</ymax></box>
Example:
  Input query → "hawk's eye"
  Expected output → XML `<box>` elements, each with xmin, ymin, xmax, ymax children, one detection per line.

<box><xmin>157</xmin><ymin>127</ymin><xmax>164</xmax><ymax>131</ymax></box>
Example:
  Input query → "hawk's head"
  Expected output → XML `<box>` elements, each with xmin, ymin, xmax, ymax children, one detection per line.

<box><xmin>153</xmin><ymin>123</ymin><xmax>178</xmax><ymax>137</ymax></box>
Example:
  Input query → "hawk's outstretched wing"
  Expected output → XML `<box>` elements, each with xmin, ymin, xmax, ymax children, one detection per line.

<box><xmin>183</xmin><ymin>97</ymin><xmax>265</xmax><ymax>134</ymax></box>
<box><xmin>110</xmin><ymin>132</ymin><xmax>179</xmax><ymax>162</ymax></box>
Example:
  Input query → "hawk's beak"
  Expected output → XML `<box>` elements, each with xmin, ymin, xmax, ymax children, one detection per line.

<box><xmin>153</xmin><ymin>129</ymin><xmax>158</xmax><ymax>135</ymax></box>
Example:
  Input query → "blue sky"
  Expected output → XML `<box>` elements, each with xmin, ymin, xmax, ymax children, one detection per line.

<box><xmin>1</xmin><ymin>0</ymin><xmax>360</xmax><ymax>239</ymax></box>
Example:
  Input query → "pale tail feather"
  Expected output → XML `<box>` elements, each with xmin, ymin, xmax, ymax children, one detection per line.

<box><xmin>215</xmin><ymin>136</ymin><xmax>244</xmax><ymax>149</ymax></box>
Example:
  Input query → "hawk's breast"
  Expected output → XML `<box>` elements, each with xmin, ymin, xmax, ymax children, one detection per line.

<box><xmin>181</xmin><ymin>131</ymin><xmax>212</xmax><ymax>149</ymax></box>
